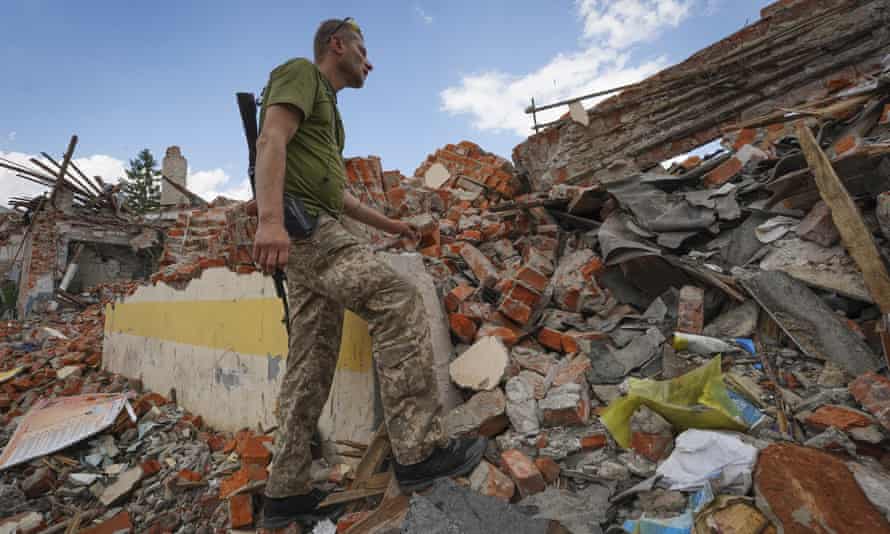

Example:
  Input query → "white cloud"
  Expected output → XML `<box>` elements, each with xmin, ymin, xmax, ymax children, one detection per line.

<box><xmin>442</xmin><ymin>49</ymin><xmax>666</xmax><ymax>136</ymax></box>
<box><xmin>187</xmin><ymin>168</ymin><xmax>252</xmax><ymax>202</ymax></box>
<box><xmin>414</xmin><ymin>5</ymin><xmax>433</xmax><ymax>24</ymax></box>
<box><xmin>577</xmin><ymin>0</ymin><xmax>694</xmax><ymax>49</ymax></box>
<box><xmin>73</xmin><ymin>154</ymin><xmax>127</xmax><ymax>186</ymax></box>
<box><xmin>0</xmin><ymin>152</ymin><xmax>51</xmax><ymax>206</ymax></box>
<box><xmin>440</xmin><ymin>0</ymin><xmax>699</xmax><ymax>136</ymax></box>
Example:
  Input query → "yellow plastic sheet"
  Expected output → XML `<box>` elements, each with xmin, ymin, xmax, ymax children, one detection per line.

<box><xmin>601</xmin><ymin>356</ymin><xmax>746</xmax><ymax>448</ymax></box>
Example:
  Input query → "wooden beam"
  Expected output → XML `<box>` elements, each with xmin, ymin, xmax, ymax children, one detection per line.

<box><xmin>345</xmin><ymin>424</ymin><xmax>391</xmax><ymax>513</ymax></box>
<box><xmin>51</xmin><ymin>136</ymin><xmax>78</xmax><ymax>209</ymax></box>
<box><xmin>796</xmin><ymin>123</ymin><xmax>890</xmax><ymax>312</ymax></box>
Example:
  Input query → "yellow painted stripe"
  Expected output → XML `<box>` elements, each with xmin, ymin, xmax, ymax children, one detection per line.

<box><xmin>104</xmin><ymin>299</ymin><xmax>372</xmax><ymax>372</ymax></box>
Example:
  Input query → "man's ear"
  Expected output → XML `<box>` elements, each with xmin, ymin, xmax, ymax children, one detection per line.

<box><xmin>329</xmin><ymin>35</ymin><xmax>346</xmax><ymax>57</ymax></box>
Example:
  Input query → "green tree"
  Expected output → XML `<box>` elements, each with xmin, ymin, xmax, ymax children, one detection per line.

<box><xmin>122</xmin><ymin>149</ymin><xmax>161</xmax><ymax>213</ymax></box>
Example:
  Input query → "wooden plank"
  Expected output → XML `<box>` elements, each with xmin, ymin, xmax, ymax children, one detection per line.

<box><xmin>345</xmin><ymin>424</ymin><xmax>391</xmax><ymax>513</ymax></box>
<box><xmin>318</xmin><ymin>486</ymin><xmax>386</xmax><ymax>508</ymax></box>
<box><xmin>796</xmin><ymin>123</ymin><xmax>890</xmax><ymax>312</ymax></box>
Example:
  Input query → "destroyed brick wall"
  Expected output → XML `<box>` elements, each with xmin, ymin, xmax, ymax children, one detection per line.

<box><xmin>15</xmin><ymin>211</ymin><xmax>58</xmax><ymax>317</ymax></box>
<box><xmin>512</xmin><ymin>0</ymin><xmax>890</xmax><ymax>191</ymax></box>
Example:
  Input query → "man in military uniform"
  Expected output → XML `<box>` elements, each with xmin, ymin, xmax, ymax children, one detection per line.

<box><xmin>252</xmin><ymin>18</ymin><xmax>486</xmax><ymax>529</ymax></box>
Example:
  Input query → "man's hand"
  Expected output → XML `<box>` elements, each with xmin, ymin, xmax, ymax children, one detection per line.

<box><xmin>253</xmin><ymin>220</ymin><xmax>291</xmax><ymax>273</ymax></box>
<box><xmin>391</xmin><ymin>220</ymin><xmax>420</xmax><ymax>241</ymax></box>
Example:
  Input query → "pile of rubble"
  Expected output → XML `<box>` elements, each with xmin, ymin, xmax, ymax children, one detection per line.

<box><xmin>3</xmin><ymin>0</ymin><xmax>890</xmax><ymax>532</ymax></box>
<box><xmin>370</xmin><ymin>62</ymin><xmax>890</xmax><ymax>532</ymax></box>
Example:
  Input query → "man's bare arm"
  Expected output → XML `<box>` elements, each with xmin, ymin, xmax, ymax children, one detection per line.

<box><xmin>252</xmin><ymin>104</ymin><xmax>302</xmax><ymax>272</ymax></box>
<box><xmin>342</xmin><ymin>191</ymin><xmax>418</xmax><ymax>239</ymax></box>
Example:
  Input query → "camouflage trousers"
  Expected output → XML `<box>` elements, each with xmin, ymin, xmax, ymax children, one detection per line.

<box><xmin>265</xmin><ymin>214</ymin><xmax>446</xmax><ymax>498</ymax></box>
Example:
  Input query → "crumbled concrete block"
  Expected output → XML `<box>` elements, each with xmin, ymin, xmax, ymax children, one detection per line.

<box><xmin>469</xmin><ymin>460</ymin><xmax>515</xmax><ymax>502</ymax></box>
<box><xmin>100</xmin><ymin>465</ymin><xmax>144</xmax><ymax>506</ymax></box>
<box><xmin>552</xmin><ymin>355</ymin><xmax>592</xmax><ymax>388</ymax></box>
<box><xmin>501</xmin><ymin>449</ymin><xmax>546</xmax><ymax>498</ymax></box>
<box><xmin>445</xmin><ymin>389</ymin><xmax>508</xmax><ymax>438</ymax></box>
<box><xmin>450</xmin><ymin>336</ymin><xmax>510</xmax><ymax>391</ymax></box>
<box><xmin>637</xmin><ymin>489</ymin><xmax>687</xmax><ymax>514</ymax></box>
<box><xmin>512</xmin><ymin>347</ymin><xmax>557</xmax><ymax>376</ymax></box>
<box><xmin>505</xmin><ymin>374</ymin><xmax>540</xmax><ymax>434</ymax></box>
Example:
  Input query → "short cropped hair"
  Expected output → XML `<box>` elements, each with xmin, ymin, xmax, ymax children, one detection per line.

<box><xmin>314</xmin><ymin>18</ymin><xmax>362</xmax><ymax>63</ymax></box>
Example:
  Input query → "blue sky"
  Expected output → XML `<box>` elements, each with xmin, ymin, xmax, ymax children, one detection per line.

<box><xmin>0</xmin><ymin>1</ymin><xmax>769</xmax><ymax>204</ymax></box>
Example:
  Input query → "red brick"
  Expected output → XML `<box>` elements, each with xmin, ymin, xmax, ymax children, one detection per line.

<box><xmin>469</xmin><ymin>461</ymin><xmax>515</xmax><ymax>503</ymax></box>
<box><xmin>515</xmin><ymin>267</ymin><xmax>549</xmax><ymax>293</ymax></box>
<box><xmin>676</xmin><ymin>286</ymin><xmax>704</xmax><ymax>335</ymax></box>
<box><xmin>833</xmin><ymin>134</ymin><xmax>860</xmax><ymax>156</ymax></box>
<box><xmin>581</xmin><ymin>434</ymin><xmax>608</xmax><ymax>450</ymax></box>
<box><xmin>881</xmin><ymin>103</ymin><xmax>890</xmax><ymax>125</ymax></box>
<box><xmin>541</xmin><ymin>396</ymin><xmax>590</xmax><ymax>427</ymax></box>
<box><xmin>229</xmin><ymin>493</ymin><xmax>254</xmax><ymax>528</ymax></box>
<box><xmin>178</xmin><ymin>469</ymin><xmax>202</xmax><ymax>482</ymax></box>
<box><xmin>499</xmin><ymin>297</ymin><xmax>532</xmax><ymax>325</ymax></box>
<box><xmin>552</xmin><ymin>356</ymin><xmax>592</xmax><ymax>387</ymax></box>
<box><xmin>445</xmin><ymin>285</ymin><xmax>475</xmax><ymax>313</ymax></box>
<box><xmin>240</xmin><ymin>436</ymin><xmax>273</xmax><ymax>467</ymax></box>
<box><xmin>509</xmin><ymin>282</ymin><xmax>541</xmax><ymax>308</ymax></box>
<box><xmin>631</xmin><ymin>432</ymin><xmax>674</xmax><ymax>462</ymax></box>
<box><xmin>476</xmin><ymin>324</ymin><xmax>519</xmax><ymax>347</ymax></box>
<box><xmin>704</xmin><ymin>157</ymin><xmax>743</xmax><ymax>187</ymax></box>
<box><xmin>449</xmin><ymin>313</ymin><xmax>478</xmax><ymax>344</ymax></box>
<box><xmin>850</xmin><ymin>372</ymin><xmax>890</xmax><ymax>431</ymax></box>
<box><xmin>534</xmin><ymin>457</ymin><xmax>560</xmax><ymax>484</ymax></box>
<box><xmin>805</xmin><ymin>405</ymin><xmax>875</xmax><ymax>432</ymax></box>
<box><xmin>500</xmin><ymin>449</ymin><xmax>546</xmax><ymax>498</ymax></box>
<box><xmin>754</xmin><ymin>443</ymin><xmax>890</xmax><ymax>533</ymax></box>
<box><xmin>79</xmin><ymin>511</ymin><xmax>132</xmax><ymax>534</ymax></box>
<box><xmin>580</xmin><ymin>257</ymin><xmax>604</xmax><ymax>281</ymax></box>
<box><xmin>141</xmin><ymin>459</ymin><xmax>162</xmax><ymax>478</ymax></box>
<box><xmin>561</xmin><ymin>333</ymin><xmax>579</xmax><ymax>354</ymax></box>
<box><xmin>537</xmin><ymin>327</ymin><xmax>564</xmax><ymax>352</ymax></box>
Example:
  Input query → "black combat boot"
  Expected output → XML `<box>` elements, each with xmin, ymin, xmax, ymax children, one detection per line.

<box><xmin>393</xmin><ymin>436</ymin><xmax>487</xmax><ymax>492</ymax></box>
<box><xmin>261</xmin><ymin>488</ymin><xmax>328</xmax><ymax>529</ymax></box>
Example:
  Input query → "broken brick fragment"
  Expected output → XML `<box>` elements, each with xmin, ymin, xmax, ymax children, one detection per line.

<box><xmin>850</xmin><ymin>372</ymin><xmax>890</xmax><ymax>431</ymax></box>
<box><xmin>469</xmin><ymin>460</ymin><xmax>516</xmax><ymax>502</ymax></box>
<box><xmin>460</xmin><ymin>243</ymin><xmax>500</xmax><ymax>288</ymax></box>
<box><xmin>676</xmin><ymin>286</ymin><xmax>705</xmax><ymax>335</ymax></box>
<box><xmin>631</xmin><ymin>432</ymin><xmax>674</xmax><ymax>463</ymax></box>
<box><xmin>449</xmin><ymin>313</ymin><xmax>478</xmax><ymax>344</ymax></box>
<box><xmin>229</xmin><ymin>493</ymin><xmax>254</xmax><ymax>528</ymax></box>
<box><xmin>754</xmin><ymin>443</ymin><xmax>890</xmax><ymax>533</ymax></box>
<box><xmin>537</xmin><ymin>327</ymin><xmax>564</xmax><ymax>352</ymax></box>
<box><xmin>498</xmin><ymin>297</ymin><xmax>532</xmax><ymax>326</ymax></box>
<box><xmin>500</xmin><ymin>449</ymin><xmax>546</xmax><ymax>498</ymax></box>
<box><xmin>534</xmin><ymin>456</ymin><xmax>560</xmax><ymax>484</ymax></box>
<box><xmin>804</xmin><ymin>405</ymin><xmax>875</xmax><ymax>432</ymax></box>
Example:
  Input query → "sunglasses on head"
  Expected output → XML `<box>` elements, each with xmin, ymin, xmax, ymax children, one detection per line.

<box><xmin>328</xmin><ymin>17</ymin><xmax>361</xmax><ymax>41</ymax></box>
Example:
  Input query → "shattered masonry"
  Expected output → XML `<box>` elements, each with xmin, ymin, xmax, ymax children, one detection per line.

<box><xmin>4</xmin><ymin>0</ymin><xmax>890</xmax><ymax>532</ymax></box>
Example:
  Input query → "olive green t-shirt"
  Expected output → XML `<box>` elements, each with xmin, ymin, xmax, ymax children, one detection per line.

<box><xmin>260</xmin><ymin>58</ymin><xmax>346</xmax><ymax>217</ymax></box>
